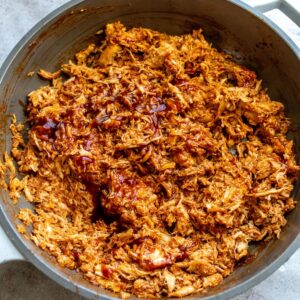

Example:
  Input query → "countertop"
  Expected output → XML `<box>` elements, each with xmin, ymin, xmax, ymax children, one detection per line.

<box><xmin>0</xmin><ymin>1</ymin><xmax>299</xmax><ymax>299</ymax></box>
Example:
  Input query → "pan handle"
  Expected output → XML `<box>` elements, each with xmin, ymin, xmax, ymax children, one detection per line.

<box><xmin>0</xmin><ymin>225</ymin><xmax>24</xmax><ymax>263</ymax></box>
<box><xmin>249</xmin><ymin>0</ymin><xmax>300</xmax><ymax>51</ymax></box>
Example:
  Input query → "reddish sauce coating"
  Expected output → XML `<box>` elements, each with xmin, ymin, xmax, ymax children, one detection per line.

<box><xmin>2</xmin><ymin>22</ymin><xmax>298</xmax><ymax>298</ymax></box>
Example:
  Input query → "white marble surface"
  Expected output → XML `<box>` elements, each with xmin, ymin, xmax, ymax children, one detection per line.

<box><xmin>0</xmin><ymin>0</ymin><xmax>299</xmax><ymax>299</ymax></box>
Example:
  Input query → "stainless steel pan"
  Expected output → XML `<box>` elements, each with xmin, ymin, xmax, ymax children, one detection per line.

<box><xmin>0</xmin><ymin>0</ymin><xmax>300</xmax><ymax>299</ymax></box>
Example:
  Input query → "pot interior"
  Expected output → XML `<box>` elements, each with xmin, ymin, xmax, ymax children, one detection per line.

<box><xmin>0</xmin><ymin>0</ymin><xmax>299</xmax><ymax>299</ymax></box>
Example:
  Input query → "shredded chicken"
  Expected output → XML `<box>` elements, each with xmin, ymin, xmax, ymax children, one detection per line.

<box><xmin>0</xmin><ymin>22</ymin><xmax>298</xmax><ymax>298</ymax></box>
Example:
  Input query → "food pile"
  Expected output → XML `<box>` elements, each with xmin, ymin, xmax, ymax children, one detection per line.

<box><xmin>1</xmin><ymin>22</ymin><xmax>298</xmax><ymax>298</ymax></box>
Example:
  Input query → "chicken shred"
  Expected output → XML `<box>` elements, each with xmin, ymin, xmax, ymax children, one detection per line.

<box><xmin>0</xmin><ymin>22</ymin><xmax>298</xmax><ymax>298</ymax></box>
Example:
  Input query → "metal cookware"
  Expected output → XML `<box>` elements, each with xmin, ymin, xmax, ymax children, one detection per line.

<box><xmin>0</xmin><ymin>0</ymin><xmax>299</xmax><ymax>299</ymax></box>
